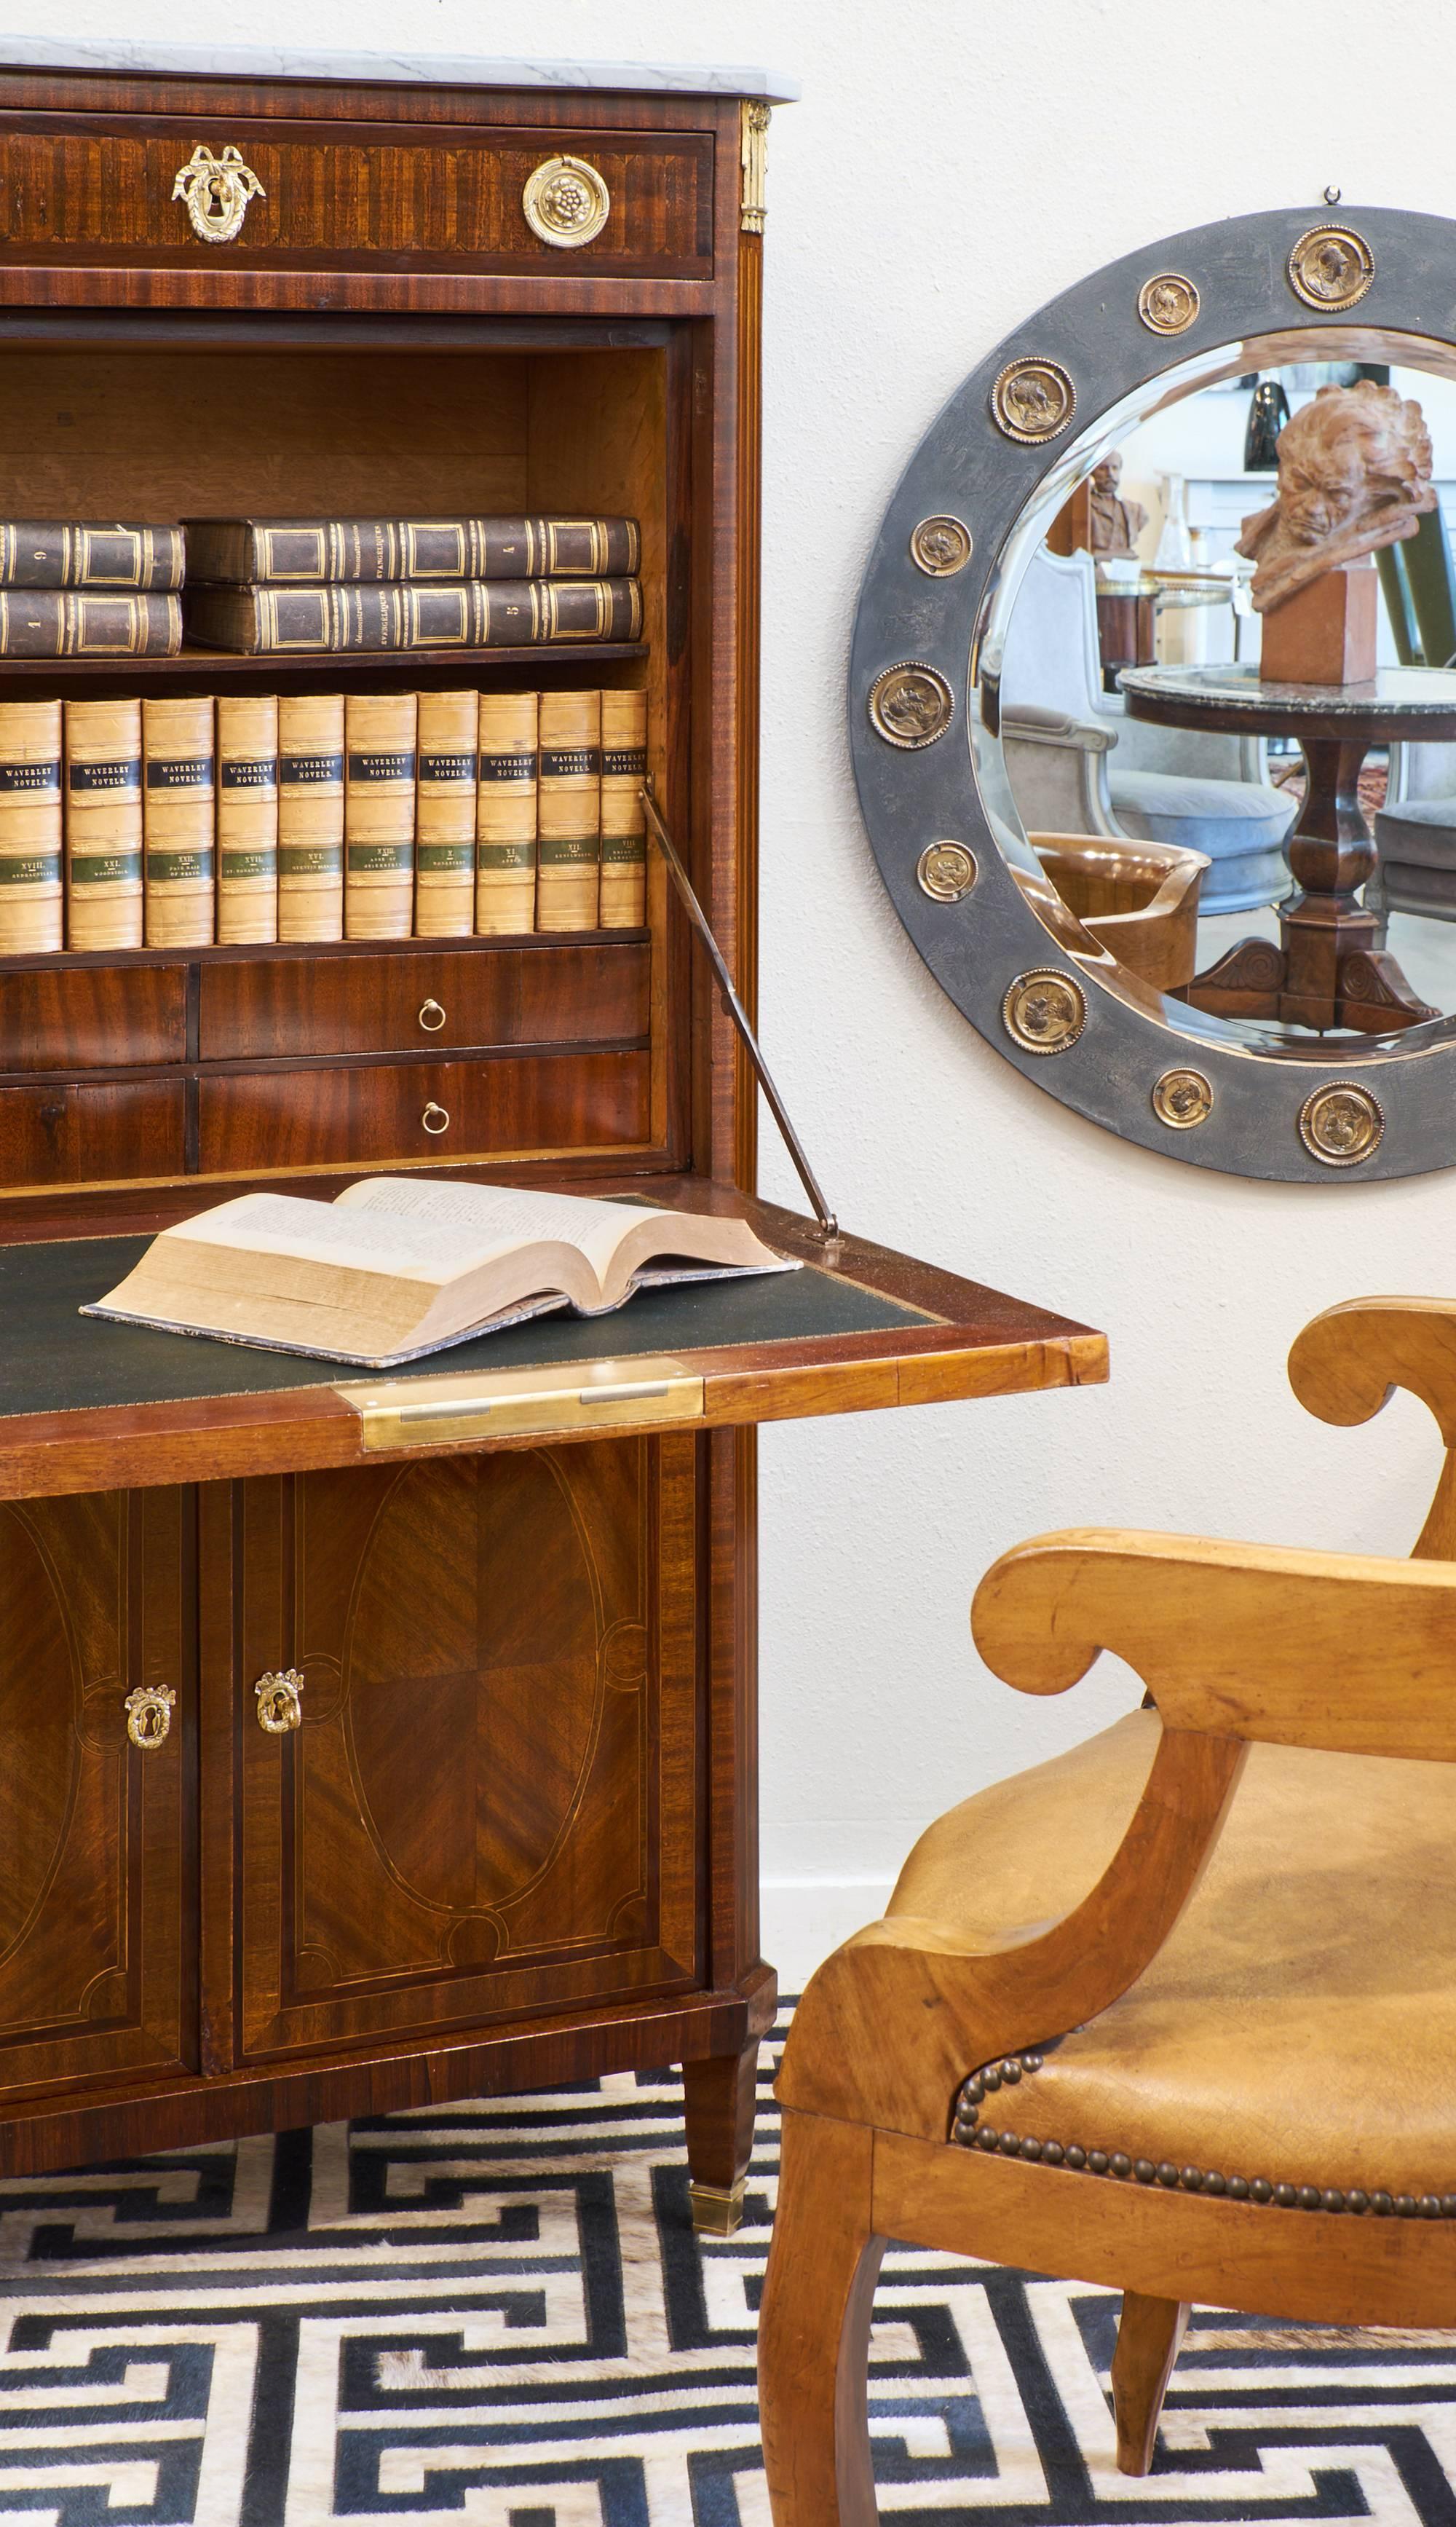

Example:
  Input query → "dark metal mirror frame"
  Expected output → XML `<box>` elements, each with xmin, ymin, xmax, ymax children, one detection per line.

<box><xmin>850</xmin><ymin>202</ymin><xmax>1456</xmax><ymax>1182</ymax></box>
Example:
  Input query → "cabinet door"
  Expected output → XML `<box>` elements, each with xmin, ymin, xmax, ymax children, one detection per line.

<box><xmin>221</xmin><ymin>1435</ymin><xmax>698</xmax><ymax>2061</ymax></box>
<box><xmin>0</xmin><ymin>1488</ymin><xmax>194</xmax><ymax>2101</ymax></box>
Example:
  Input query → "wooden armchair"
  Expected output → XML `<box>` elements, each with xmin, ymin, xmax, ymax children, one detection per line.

<box><xmin>759</xmin><ymin>1296</ymin><xmax>1456</xmax><ymax>2527</ymax></box>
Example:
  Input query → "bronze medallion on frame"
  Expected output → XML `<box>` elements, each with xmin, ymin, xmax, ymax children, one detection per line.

<box><xmin>1286</xmin><ymin>224</ymin><xmax>1374</xmax><ymax>310</ymax></box>
<box><xmin>868</xmin><ymin>661</ymin><xmax>954</xmax><ymax>749</ymax></box>
<box><xmin>1137</xmin><ymin>272</ymin><xmax>1200</xmax><ymax>335</ymax></box>
<box><xmin>1002</xmin><ymin>968</ymin><xmax>1087</xmax><ymax>1054</ymax></box>
<box><xmin>1298</xmin><ymin>1081</ymin><xmax>1385</xmax><ymax>1166</ymax></box>
<box><xmin>917</xmin><ymin>841</ymin><xmax>978</xmax><ymax>901</ymax></box>
<box><xmin>990</xmin><ymin>358</ymin><xmax>1077</xmax><ymax>443</ymax></box>
<box><xmin>910</xmin><ymin>515</ymin><xmax>974</xmax><ymax>576</ymax></box>
<box><xmin>1152</xmin><ymin>1068</ymin><xmax>1214</xmax><ymax>1130</ymax></box>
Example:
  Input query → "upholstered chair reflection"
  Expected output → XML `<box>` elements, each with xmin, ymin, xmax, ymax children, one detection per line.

<box><xmin>759</xmin><ymin>1293</ymin><xmax>1456</xmax><ymax>2527</ymax></box>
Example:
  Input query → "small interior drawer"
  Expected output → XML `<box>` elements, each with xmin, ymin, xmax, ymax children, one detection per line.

<box><xmin>198</xmin><ymin>940</ymin><xmax>650</xmax><ymax>1062</ymax></box>
<box><xmin>197</xmin><ymin>1048</ymin><xmax>651</xmax><ymax>1173</ymax></box>
<box><xmin>0</xmin><ymin>1078</ymin><xmax>186</xmax><ymax>1186</ymax></box>
<box><xmin>0</xmin><ymin>963</ymin><xmax>187</xmax><ymax>1074</ymax></box>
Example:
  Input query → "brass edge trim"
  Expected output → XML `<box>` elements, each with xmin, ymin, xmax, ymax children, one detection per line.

<box><xmin>338</xmin><ymin>1357</ymin><xmax>704</xmax><ymax>1450</ymax></box>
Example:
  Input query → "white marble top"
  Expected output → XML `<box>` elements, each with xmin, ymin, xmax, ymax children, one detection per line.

<box><xmin>0</xmin><ymin>37</ymin><xmax>799</xmax><ymax>102</ymax></box>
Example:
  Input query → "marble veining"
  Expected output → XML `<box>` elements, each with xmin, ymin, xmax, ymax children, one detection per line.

<box><xmin>0</xmin><ymin>37</ymin><xmax>799</xmax><ymax>100</ymax></box>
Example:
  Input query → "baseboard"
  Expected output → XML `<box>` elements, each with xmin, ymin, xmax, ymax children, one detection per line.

<box><xmin>759</xmin><ymin>1876</ymin><xmax>895</xmax><ymax>1989</ymax></box>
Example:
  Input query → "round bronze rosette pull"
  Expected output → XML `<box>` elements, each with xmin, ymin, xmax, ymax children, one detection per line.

<box><xmin>124</xmin><ymin>1684</ymin><xmax>176</xmax><ymax>1751</ymax></box>
<box><xmin>522</xmin><ymin>154</ymin><xmax>612</xmax><ymax>249</ymax></box>
<box><xmin>909</xmin><ymin>514</ymin><xmax>973</xmax><ymax>576</ymax></box>
<box><xmin>1152</xmin><ymin>1068</ymin><xmax>1214</xmax><ymax>1130</ymax></box>
<box><xmin>1137</xmin><ymin>272</ymin><xmax>1200</xmax><ymax>335</ymax></box>
<box><xmin>1002</xmin><ymin>968</ymin><xmax>1088</xmax><ymax>1055</ymax></box>
<box><xmin>1287</xmin><ymin>224</ymin><xmax>1374</xmax><ymax>310</ymax></box>
<box><xmin>255</xmin><ymin>1669</ymin><xmax>304</xmax><ymax>1735</ymax></box>
<box><xmin>1298</xmin><ymin>1080</ymin><xmax>1385</xmax><ymax>1166</ymax></box>
<box><xmin>917</xmin><ymin>841</ymin><xmax>978</xmax><ymax>902</ymax></box>
<box><xmin>990</xmin><ymin>357</ymin><xmax>1076</xmax><ymax>443</ymax></box>
<box><xmin>868</xmin><ymin>661</ymin><xmax>954</xmax><ymax>750</ymax></box>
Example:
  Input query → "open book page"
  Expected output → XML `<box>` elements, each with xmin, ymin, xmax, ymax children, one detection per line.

<box><xmin>162</xmin><ymin>1189</ymin><xmax>511</xmax><ymax>1286</ymax></box>
<box><xmin>333</xmin><ymin>1177</ymin><xmax>662</xmax><ymax>1285</ymax></box>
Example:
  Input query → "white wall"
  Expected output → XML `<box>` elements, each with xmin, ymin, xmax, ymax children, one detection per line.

<box><xmin>21</xmin><ymin>0</ymin><xmax>1456</xmax><ymax>1982</ymax></box>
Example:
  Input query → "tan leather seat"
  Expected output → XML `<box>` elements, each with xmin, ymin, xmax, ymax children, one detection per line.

<box><xmin>891</xmin><ymin>1707</ymin><xmax>1456</xmax><ymax>2204</ymax></box>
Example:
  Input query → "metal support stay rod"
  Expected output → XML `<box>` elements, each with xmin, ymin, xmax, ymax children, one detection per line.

<box><xmin>640</xmin><ymin>783</ymin><xmax>839</xmax><ymax>1241</ymax></box>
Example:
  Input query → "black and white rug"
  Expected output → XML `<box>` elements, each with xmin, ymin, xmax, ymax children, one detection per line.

<box><xmin>1</xmin><ymin>2006</ymin><xmax>1452</xmax><ymax>2525</ymax></box>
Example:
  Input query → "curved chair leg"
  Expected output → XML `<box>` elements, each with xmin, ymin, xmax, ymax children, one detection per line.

<box><xmin>1111</xmin><ymin>2291</ymin><xmax>1189</xmax><ymax>2475</ymax></box>
<box><xmin>759</xmin><ymin>2107</ymin><xmax>886</xmax><ymax>2527</ymax></box>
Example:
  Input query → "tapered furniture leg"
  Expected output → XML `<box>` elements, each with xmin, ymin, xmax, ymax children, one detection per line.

<box><xmin>759</xmin><ymin>2108</ymin><xmax>886</xmax><ymax>2527</ymax></box>
<box><xmin>1111</xmin><ymin>2290</ymin><xmax>1189</xmax><ymax>2475</ymax></box>
<box><xmin>684</xmin><ymin>2039</ymin><xmax>761</xmax><ymax>2236</ymax></box>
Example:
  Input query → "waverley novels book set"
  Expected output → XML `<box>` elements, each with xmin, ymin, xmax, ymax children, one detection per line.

<box><xmin>0</xmin><ymin>511</ymin><xmax>647</xmax><ymax>953</ymax></box>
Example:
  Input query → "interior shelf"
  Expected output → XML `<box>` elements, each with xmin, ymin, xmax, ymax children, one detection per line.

<box><xmin>0</xmin><ymin>642</ymin><xmax>649</xmax><ymax>695</ymax></box>
<box><xmin>0</xmin><ymin>925</ymin><xmax>649</xmax><ymax>976</ymax></box>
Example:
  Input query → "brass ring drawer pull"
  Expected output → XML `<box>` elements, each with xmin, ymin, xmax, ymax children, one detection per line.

<box><xmin>422</xmin><ymin>1102</ymin><xmax>451</xmax><ymax>1135</ymax></box>
<box><xmin>172</xmin><ymin>144</ymin><xmax>266</xmax><ymax>245</ymax></box>
<box><xmin>124</xmin><ymin>1684</ymin><xmax>175</xmax><ymax>1750</ymax></box>
<box><xmin>255</xmin><ymin>1669</ymin><xmax>304</xmax><ymax>1734</ymax></box>
<box><xmin>521</xmin><ymin>153</ymin><xmax>611</xmax><ymax>248</ymax></box>
<box><xmin>418</xmin><ymin>998</ymin><xmax>446</xmax><ymax>1032</ymax></box>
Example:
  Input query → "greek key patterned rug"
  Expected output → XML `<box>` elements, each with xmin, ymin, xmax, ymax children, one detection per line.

<box><xmin>1</xmin><ymin>2006</ymin><xmax>1452</xmax><ymax>2526</ymax></box>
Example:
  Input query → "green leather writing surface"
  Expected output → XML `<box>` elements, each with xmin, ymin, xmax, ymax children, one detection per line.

<box><xmin>0</xmin><ymin>1234</ymin><xmax>936</xmax><ymax>1419</ymax></box>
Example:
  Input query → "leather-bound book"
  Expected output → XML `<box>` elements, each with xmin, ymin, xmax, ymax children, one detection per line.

<box><xmin>143</xmin><ymin>695</ymin><xmax>215</xmax><ymax>947</ymax></box>
<box><xmin>65</xmin><ymin>698</ymin><xmax>143</xmax><ymax>950</ymax></box>
<box><xmin>475</xmin><ymin>691</ymin><xmax>538</xmax><ymax>937</ymax></box>
<box><xmin>0</xmin><ymin>523</ymin><xmax>186</xmax><ymax>589</ymax></box>
<box><xmin>0</xmin><ymin>700</ymin><xmax>63</xmax><ymax>953</ymax></box>
<box><xmin>277</xmin><ymin>695</ymin><xmax>344</xmax><ymax>942</ymax></box>
<box><xmin>598</xmin><ymin>689</ymin><xmax>649</xmax><ymax>929</ymax></box>
<box><xmin>216</xmin><ymin>694</ymin><xmax>279</xmax><ymax>945</ymax></box>
<box><xmin>414</xmin><ymin>690</ymin><xmax>477</xmax><ymax>938</ymax></box>
<box><xmin>537</xmin><ymin>689</ymin><xmax>601</xmax><ymax>933</ymax></box>
<box><xmin>0</xmin><ymin>592</ymin><xmax>180</xmax><ymax>656</ymax></box>
<box><xmin>344</xmin><ymin>692</ymin><xmax>417</xmax><ymax>941</ymax></box>
<box><xmin>183</xmin><ymin>578</ymin><xmax>641</xmax><ymax>654</ymax></box>
<box><xmin>181</xmin><ymin>514</ymin><xmax>639</xmax><ymax>584</ymax></box>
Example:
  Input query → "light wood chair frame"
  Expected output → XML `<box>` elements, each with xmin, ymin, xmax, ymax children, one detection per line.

<box><xmin>759</xmin><ymin>1296</ymin><xmax>1456</xmax><ymax>2527</ymax></box>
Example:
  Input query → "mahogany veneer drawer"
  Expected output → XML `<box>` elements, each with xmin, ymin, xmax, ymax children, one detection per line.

<box><xmin>0</xmin><ymin>964</ymin><xmax>186</xmax><ymax>1073</ymax></box>
<box><xmin>199</xmin><ymin>941</ymin><xmax>650</xmax><ymax>1062</ymax></box>
<box><xmin>0</xmin><ymin>1078</ymin><xmax>185</xmax><ymax>1186</ymax></box>
<box><xmin>0</xmin><ymin>119</ymin><xmax>714</xmax><ymax>278</ymax></box>
<box><xmin>198</xmin><ymin>1049</ymin><xmax>649</xmax><ymax>1172</ymax></box>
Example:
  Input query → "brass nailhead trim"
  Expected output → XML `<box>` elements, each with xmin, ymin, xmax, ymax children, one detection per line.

<box><xmin>949</xmin><ymin>2051</ymin><xmax>1452</xmax><ymax>2217</ymax></box>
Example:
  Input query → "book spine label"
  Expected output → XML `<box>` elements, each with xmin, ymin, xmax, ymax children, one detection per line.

<box><xmin>143</xmin><ymin>696</ymin><xmax>215</xmax><ymax>947</ymax></box>
<box><xmin>0</xmin><ymin>699</ymin><xmax>62</xmax><ymax>951</ymax></box>
<box><xmin>0</xmin><ymin>524</ymin><xmax>186</xmax><ymax>591</ymax></box>
<box><xmin>277</xmin><ymin>695</ymin><xmax>344</xmax><ymax>941</ymax></box>
<box><xmin>475</xmin><ymin>692</ymin><xmax>538</xmax><ymax>935</ymax></box>
<box><xmin>536</xmin><ymin>690</ymin><xmax>601</xmax><ymax>932</ymax></box>
<box><xmin>0</xmin><ymin>591</ymin><xmax>180</xmax><ymax>657</ymax></box>
<box><xmin>217</xmin><ymin>693</ymin><xmax>279</xmax><ymax>944</ymax></box>
<box><xmin>65</xmin><ymin>698</ymin><xmax>143</xmax><ymax>949</ymax></box>
<box><xmin>598</xmin><ymin>689</ymin><xmax>649</xmax><ymax>930</ymax></box>
<box><xmin>414</xmin><ymin>690</ymin><xmax>478</xmax><ymax>939</ymax></box>
<box><xmin>344</xmin><ymin>693</ymin><xmax>416</xmax><ymax>940</ymax></box>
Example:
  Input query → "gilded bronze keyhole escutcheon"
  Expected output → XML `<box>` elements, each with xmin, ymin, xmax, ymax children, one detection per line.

<box><xmin>124</xmin><ymin>1684</ymin><xmax>175</xmax><ymax>1750</ymax></box>
<box><xmin>255</xmin><ymin>1669</ymin><xmax>304</xmax><ymax>1734</ymax></box>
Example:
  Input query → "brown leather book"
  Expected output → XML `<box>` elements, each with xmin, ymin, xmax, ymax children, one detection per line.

<box><xmin>216</xmin><ymin>694</ymin><xmax>279</xmax><ymax>944</ymax></box>
<box><xmin>537</xmin><ymin>690</ymin><xmax>601</xmax><ymax>933</ymax></box>
<box><xmin>475</xmin><ymin>691</ymin><xmax>538</xmax><ymax>937</ymax></box>
<box><xmin>414</xmin><ymin>690</ymin><xmax>478</xmax><ymax>938</ymax></box>
<box><xmin>0</xmin><ymin>523</ymin><xmax>185</xmax><ymax>589</ymax></box>
<box><xmin>598</xmin><ymin>689</ymin><xmax>649</xmax><ymax>929</ymax></box>
<box><xmin>65</xmin><ymin>698</ymin><xmax>143</xmax><ymax>950</ymax></box>
<box><xmin>0</xmin><ymin>592</ymin><xmax>180</xmax><ymax>657</ymax></box>
<box><xmin>277</xmin><ymin>695</ymin><xmax>344</xmax><ymax>942</ymax></box>
<box><xmin>143</xmin><ymin>695</ymin><xmax>215</xmax><ymax>947</ymax></box>
<box><xmin>183</xmin><ymin>579</ymin><xmax>641</xmax><ymax>655</ymax></box>
<box><xmin>0</xmin><ymin>700</ymin><xmax>63</xmax><ymax>952</ymax></box>
<box><xmin>181</xmin><ymin>515</ymin><xmax>639</xmax><ymax>584</ymax></box>
<box><xmin>344</xmin><ymin>692</ymin><xmax>417</xmax><ymax>941</ymax></box>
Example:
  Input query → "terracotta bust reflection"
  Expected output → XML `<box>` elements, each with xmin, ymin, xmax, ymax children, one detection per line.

<box><xmin>1088</xmin><ymin>452</ymin><xmax>1147</xmax><ymax>555</ymax></box>
<box><xmin>1236</xmin><ymin>379</ymin><xmax>1436</xmax><ymax>611</ymax></box>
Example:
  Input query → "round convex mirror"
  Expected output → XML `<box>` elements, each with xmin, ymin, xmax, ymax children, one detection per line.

<box><xmin>851</xmin><ymin>205</ymin><xmax>1456</xmax><ymax>1180</ymax></box>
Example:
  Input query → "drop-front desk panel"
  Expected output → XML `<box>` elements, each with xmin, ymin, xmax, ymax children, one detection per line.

<box><xmin>0</xmin><ymin>1178</ymin><xmax>1104</xmax><ymax>2204</ymax></box>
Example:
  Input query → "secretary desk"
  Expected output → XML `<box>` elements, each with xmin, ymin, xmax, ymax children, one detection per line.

<box><xmin>0</xmin><ymin>43</ymin><xmax>1106</xmax><ymax>2229</ymax></box>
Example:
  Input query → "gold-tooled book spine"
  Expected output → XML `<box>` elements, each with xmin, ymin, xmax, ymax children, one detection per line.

<box><xmin>277</xmin><ymin>694</ymin><xmax>344</xmax><ymax>942</ymax></box>
<box><xmin>0</xmin><ymin>592</ymin><xmax>181</xmax><ymax>657</ymax></box>
<box><xmin>217</xmin><ymin>693</ymin><xmax>279</xmax><ymax>944</ymax></box>
<box><xmin>475</xmin><ymin>692</ymin><xmax>538</xmax><ymax>936</ymax></box>
<box><xmin>536</xmin><ymin>689</ymin><xmax>601</xmax><ymax>933</ymax></box>
<box><xmin>0</xmin><ymin>699</ymin><xmax>63</xmax><ymax>953</ymax></box>
<box><xmin>143</xmin><ymin>695</ymin><xmax>215</xmax><ymax>947</ymax></box>
<box><xmin>345</xmin><ymin>692</ymin><xmax>417</xmax><ymax>941</ymax></box>
<box><xmin>66</xmin><ymin>698</ymin><xmax>143</xmax><ymax>950</ymax></box>
<box><xmin>414</xmin><ymin>690</ymin><xmax>478</xmax><ymax>938</ymax></box>
<box><xmin>598</xmin><ymin>689</ymin><xmax>649</xmax><ymax>930</ymax></box>
<box><xmin>0</xmin><ymin>524</ymin><xmax>186</xmax><ymax>591</ymax></box>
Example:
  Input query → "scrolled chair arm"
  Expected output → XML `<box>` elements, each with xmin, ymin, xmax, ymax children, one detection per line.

<box><xmin>778</xmin><ymin>1526</ymin><xmax>1456</xmax><ymax>2140</ymax></box>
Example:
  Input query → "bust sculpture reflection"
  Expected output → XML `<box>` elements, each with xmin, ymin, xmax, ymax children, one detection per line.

<box><xmin>1087</xmin><ymin>452</ymin><xmax>1148</xmax><ymax>556</ymax></box>
<box><xmin>1236</xmin><ymin>379</ymin><xmax>1436</xmax><ymax>610</ymax></box>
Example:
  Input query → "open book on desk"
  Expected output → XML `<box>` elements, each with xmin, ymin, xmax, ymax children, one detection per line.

<box><xmin>84</xmin><ymin>1177</ymin><xmax>796</xmax><ymax>1369</ymax></box>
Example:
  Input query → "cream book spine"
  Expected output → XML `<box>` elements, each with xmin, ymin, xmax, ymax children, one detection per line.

<box><xmin>536</xmin><ymin>687</ymin><xmax>601</xmax><ymax>932</ymax></box>
<box><xmin>0</xmin><ymin>699</ymin><xmax>63</xmax><ymax>953</ymax></box>
<box><xmin>216</xmin><ymin>693</ymin><xmax>279</xmax><ymax>944</ymax></box>
<box><xmin>65</xmin><ymin>696</ymin><xmax>143</xmax><ymax>950</ymax></box>
<box><xmin>143</xmin><ymin>694</ymin><xmax>215</xmax><ymax>947</ymax></box>
<box><xmin>277</xmin><ymin>693</ymin><xmax>344</xmax><ymax>942</ymax></box>
<box><xmin>475</xmin><ymin>690</ymin><xmax>538</xmax><ymax>936</ymax></box>
<box><xmin>413</xmin><ymin>689</ymin><xmax>478</xmax><ymax>937</ymax></box>
<box><xmin>345</xmin><ymin>691</ymin><xmax>416</xmax><ymax>941</ymax></box>
<box><xmin>598</xmin><ymin>688</ymin><xmax>648</xmax><ymax>929</ymax></box>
